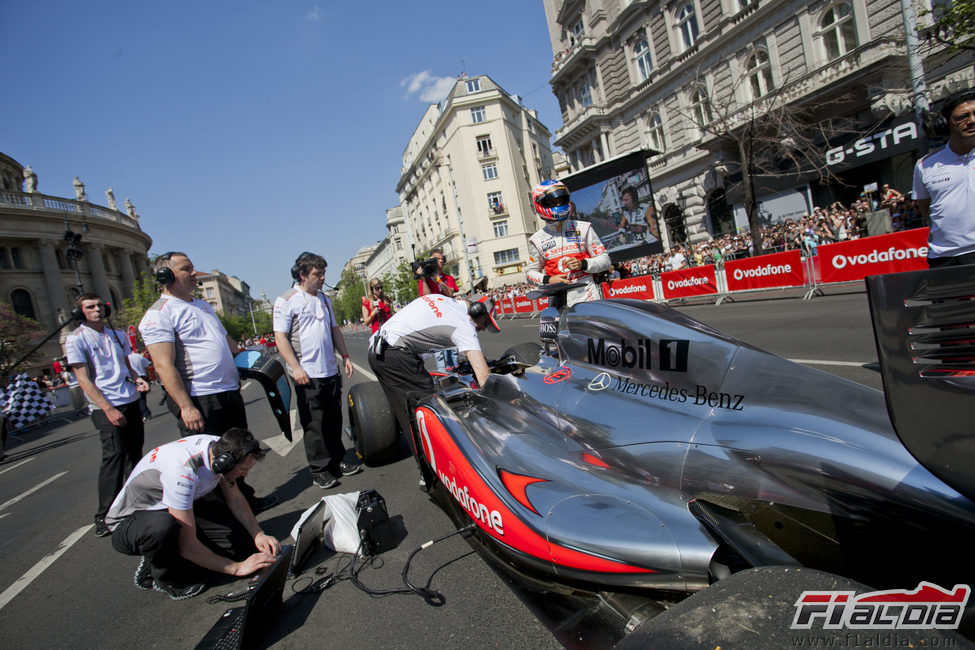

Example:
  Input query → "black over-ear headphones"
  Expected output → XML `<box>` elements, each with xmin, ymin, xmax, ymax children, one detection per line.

<box><xmin>932</xmin><ymin>89</ymin><xmax>975</xmax><ymax>137</ymax></box>
<box><xmin>154</xmin><ymin>251</ymin><xmax>178</xmax><ymax>286</ymax></box>
<box><xmin>291</xmin><ymin>252</ymin><xmax>316</xmax><ymax>281</ymax></box>
<box><xmin>70</xmin><ymin>301</ymin><xmax>112</xmax><ymax>322</ymax></box>
<box><xmin>211</xmin><ymin>437</ymin><xmax>261</xmax><ymax>475</ymax></box>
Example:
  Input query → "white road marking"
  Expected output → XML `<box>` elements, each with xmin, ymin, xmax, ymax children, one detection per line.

<box><xmin>261</xmin><ymin>407</ymin><xmax>304</xmax><ymax>457</ymax></box>
<box><xmin>0</xmin><ymin>472</ymin><xmax>68</xmax><ymax>513</ymax></box>
<box><xmin>352</xmin><ymin>362</ymin><xmax>376</xmax><ymax>381</ymax></box>
<box><xmin>0</xmin><ymin>524</ymin><xmax>91</xmax><ymax>611</ymax></box>
<box><xmin>0</xmin><ymin>458</ymin><xmax>34</xmax><ymax>476</ymax></box>
<box><xmin>788</xmin><ymin>359</ymin><xmax>871</xmax><ymax>367</ymax></box>
<box><xmin>242</xmin><ymin>380</ymin><xmax>253</xmax><ymax>391</ymax></box>
<box><xmin>0</xmin><ymin>513</ymin><xmax>8</xmax><ymax>520</ymax></box>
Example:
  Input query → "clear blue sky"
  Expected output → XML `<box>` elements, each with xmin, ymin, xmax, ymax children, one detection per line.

<box><xmin>1</xmin><ymin>1</ymin><xmax>562</xmax><ymax>300</ymax></box>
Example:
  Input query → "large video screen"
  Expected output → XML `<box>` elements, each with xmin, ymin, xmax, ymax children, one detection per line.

<box><xmin>560</xmin><ymin>149</ymin><xmax>664</xmax><ymax>261</ymax></box>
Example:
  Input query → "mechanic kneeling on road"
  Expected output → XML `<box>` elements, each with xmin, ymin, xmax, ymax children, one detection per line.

<box><xmin>106</xmin><ymin>428</ymin><xmax>281</xmax><ymax>601</ymax></box>
<box><xmin>367</xmin><ymin>295</ymin><xmax>500</xmax><ymax>481</ymax></box>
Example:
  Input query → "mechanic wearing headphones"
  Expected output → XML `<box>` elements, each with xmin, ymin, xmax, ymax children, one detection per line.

<box><xmin>139</xmin><ymin>252</ymin><xmax>275</xmax><ymax>513</ymax></box>
<box><xmin>913</xmin><ymin>90</ymin><xmax>975</xmax><ymax>267</ymax></box>
<box><xmin>106</xmin><ymin>428</ymin><xmax>280</xmax><ymax>600</ymax></box>
<box><xmin>526</xmin><ymin>180</ymin><xmax>611</xmax><ymax>306</ymax></box>
<box><xmin>66</xmin><ymin>293</ymin><xmax>150</xmax><ymax>538</ymax></box>
<box><xmin>367</xmin><ymin>295</ymin><xmax>500</xmax><ymax>480</ymax></box>
<box><xmin>273</xmin><ymin>252</ymin><xmax>360</xmax><ymax>490</ymax></box>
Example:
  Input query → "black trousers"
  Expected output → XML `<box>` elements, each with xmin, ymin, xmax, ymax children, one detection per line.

<box><xmin>367</xmin><ymin>348</ymin><xmax>435</xmax><ymax>461</ymax></box>
<box><xmin>296</xmin><ymin>375</ymin><xmax>345</xmax><ymax>477</ymax></box>
<box><xmin>928</xmin><ymin>252</ymin><xmax>975</xmax><ymax>267</ymax></box>
<box><xmin>91</xmin><ymin>400</ymin><xmax>144</xmax><ymax>519</ymax></box>
<box><xmin>165</xmin><ymin>390</ymin><xmax>257</xmax><ymax>502</ymax></box>
<box><xmin>111</xmin><ymin>488</ymin><xmax>257</xmax><ymax>588</ymax></box>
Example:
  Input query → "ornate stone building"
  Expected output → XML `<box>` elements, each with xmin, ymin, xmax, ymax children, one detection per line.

<box><xmin>0</xmin><ymin>152</ymin><xmax>152</xmax><ymax>366</ymax></box>
<box><xmin>542</xmin><ymin>0</ymin><xmax>973</xmax><ymax>249</ymax></box>
<box><xmin>195</xmin><ymin>269</ymin><xmax>252</xmax><ymax>316</ymax></box>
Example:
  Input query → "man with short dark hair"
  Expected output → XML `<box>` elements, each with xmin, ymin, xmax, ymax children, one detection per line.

<box><xmin>274</xmin><ymin>252</ymin><xmax>359</xmax><ymax>489</ymax></box>
<box><xmin>417</xmin><ymin>248</ymin><xmax>458</xmax><ymax>297</ymax></box>
<box><xmin>139</xmin><ymin>252</ymin><xmax>275</xmax><ymax>512</ymax></box>
<box><xmin>913</xmin><ymin>90</ymin><xmax>975</xmax><ymax>267</ymax></box>
<box><xmin>65</xmin><ymin>293</ymin><xmax>150</xmax><ymax>537</ymax></box>
<box><xmin>107</xmin><ymin>428</ymin><xmax>280</xmax><ymax>600</ymax></box>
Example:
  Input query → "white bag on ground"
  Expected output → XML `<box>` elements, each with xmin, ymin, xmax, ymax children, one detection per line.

<box><xmin>289</xmin><ymin>491</ymin><xmax>364</xmax><ymax>555</ymax></box>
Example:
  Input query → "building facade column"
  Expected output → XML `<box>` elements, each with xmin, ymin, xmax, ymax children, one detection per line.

<box><xmin>117</xmin><ymin>249</ymin><xmax>135</xmax><ymax>299</ymax></box>
<box><xmin>37</xmin><ymin>239</ymin><xmax>69</xmax><ymax>321</ymax></box>
<box><xmin>86</xmin><ymin>242</ymin><xmax>111</xmax><ymax>300</ymax></box>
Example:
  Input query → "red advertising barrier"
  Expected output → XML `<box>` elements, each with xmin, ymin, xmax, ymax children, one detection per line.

<box><xmin>725</xmin><ymin>249</ymin><xmax>805</xmax><ymax>292</ymax></box>
<box><xmin>601</xmin><ymin>276</ymin><xmax>655</xmax><ymax>300</ymax></box>
<box><xmin>818</xmin><ymin>228</ymin><xmax>929</xmax><ymax>284</ymax></box>
<box><xmin>499</xmin><ymin>298</ymin><xmax>514</xmax><ymax>315</ymax></box>
<box><xmin>513</xmin><ymin>296</ymin><xmax>536</xmax><ymax>314</ymax></box>
<box><xmin>536</xmin><ymin>296</ymin><xmax>550</xmax><ymax>310</ymax></box>
<box><xmin>661</xmin><ymin>265</ymin><xmax>718</xmax><ymax>299</ymax></box>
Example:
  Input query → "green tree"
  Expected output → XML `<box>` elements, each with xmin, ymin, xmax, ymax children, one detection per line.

<box><xmin>218</xmin><ymin>313</ymin><xmax>254</xmax><ymax>342</ymax></box>
<box><xmin>117</xmin><ymin>271</ymin><xmax>161</xmax><ymax>331</ymax></box>
<box><xmin>923</xmin><ymin>0</ymin><xmax>975</xmax><ymax>52</ymax></box>
<box><xmin>0</xmin><ymin>302</ymin><xmax>45</xmax><ymax>378</ymax></box>
<box><xmin>333</xmin><ymin>266</ymin><xmax>366</xmax><ymax>324</ymax></box>
<box><xmin>390</xmin><ymin>261</ymin><xmax>419</xmax><ymax>306</ymax></box>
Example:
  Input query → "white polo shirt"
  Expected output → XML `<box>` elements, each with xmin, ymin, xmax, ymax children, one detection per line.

<box><xmin>371</xmin><ymin>296</ymin><xmax>481</xmax><ymax>354</ymax></box>
<box><xmin>65</xmin><ymin>324</ymin><xmax>138</xmax><ymax>408</ymax></box>
<box><xmin>912</xmin><ymin>144</ymin><xmax>975</xmax><ymax>259</ymax></box>
<box><xmin>273</xmin><ymin>288</ymin><xmax>339</xmax><ymax>379</ymax></box>
<box><xmin>105</xmin><ymin>434</ymin><xmax>221</xmax><ymax>528</ymax></box>
<box><xmin>139</xmin><ymin>295</ymin><xmax>239</xmax><ymax>396</ymax></box>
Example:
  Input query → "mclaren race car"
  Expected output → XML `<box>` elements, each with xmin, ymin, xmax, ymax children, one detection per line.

<box><xmin>347</xmin><ymin>268</ymin><xmax>975</xmax><ymax>610</ymax></box>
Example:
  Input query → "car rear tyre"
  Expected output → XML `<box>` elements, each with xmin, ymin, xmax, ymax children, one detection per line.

<box><xmin>347</xmin><ymin>381</ymin><xmax>398</xmax><ymax>466</ymax></box>
<box><xmin>501</xmin><ymin>342</ymin><xmax>542</xmax><ymax>367</ymax></box>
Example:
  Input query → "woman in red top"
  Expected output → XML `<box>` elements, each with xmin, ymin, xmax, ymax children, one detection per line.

<box><xmin>361</xmin><ymin>279</ymin><xmax>393</xmax><ymax>334</ymax></box>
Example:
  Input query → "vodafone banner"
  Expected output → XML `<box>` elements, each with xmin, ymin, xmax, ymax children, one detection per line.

<box><xmin>601</xmin><ymin>276</ymin><xmax>655</xmax><ymax>300</ymax></box>
<box><xmin>818</xmin><ymin>229</ymin><xmax>929</xmax><ymax>283</ymax></box>
<box><xmin>725</xmin><ymin>250</ymin><xmax>805</xmax><ymax>292</ymax></box>
<box><xmin>513</xmin><ymin>296</ymin><xmax>536</xmax><ymax>314</ymax></box>
<box><xmin>536</xmin><ymin>296</ymin><xmax>550</xmax><ymax>310</ymax></box>
<box><xmin>661</xmin><ymin>266</ymin><xmax>718</xmax><ymax>299</ymax></box>
<box><xmin>499</xmin><ymin>298</ymin><xmax>514</xmax><ymax>315</ymax></box>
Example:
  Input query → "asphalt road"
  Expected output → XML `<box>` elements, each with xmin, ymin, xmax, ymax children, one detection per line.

<box><xmin>0</xmin><ymin>289</ymin><xmax>887</xmax><ymax>649</ymax></box>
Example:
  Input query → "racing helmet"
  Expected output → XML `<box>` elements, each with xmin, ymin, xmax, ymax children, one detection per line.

<box><xmin>532</xmin><ymin>180</ymin><xmax>571</xmax><ymax>222</ymax></box>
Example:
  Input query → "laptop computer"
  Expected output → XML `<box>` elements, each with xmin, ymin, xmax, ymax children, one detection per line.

<box><xmin>195</xmin><ymin>544</ymin><xmax>294</xmax><ymax>650</ymax></box>
<box><xmin>290</xmin><ymin>499</ymin><xmax>327</xmax><ymax>577</ymax></box>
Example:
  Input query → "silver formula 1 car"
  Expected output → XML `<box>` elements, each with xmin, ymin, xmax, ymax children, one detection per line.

<box><xmin>347</xmin><ymin>268</ymin><xmax>975</xmax><ymax>600</ymax></box>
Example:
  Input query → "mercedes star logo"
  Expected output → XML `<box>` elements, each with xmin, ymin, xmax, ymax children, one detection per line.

<box><xmin>588</xmin><ymin>372</ymin><xmax>611</xmax><ymax>391</ymax></box>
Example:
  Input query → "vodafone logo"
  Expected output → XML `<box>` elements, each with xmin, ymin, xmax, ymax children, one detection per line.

<box><xmin>608</xmin><ymin>284</ymin><xmax>648</xmax><ymax>297</ymax></box>
<box><xmin>733</xmin><ymin>264</ymin><xmax>791</xmax><ymax>280</ymax></box>
<box><xmin>667</xmin><ymin>276</ymin><xmax>708</xmax><ymax>291</ymax></box>
<box><xmin>830</xmin><ymin>245</ymin><xmax>928</xmax><ymax>269</ymax></box>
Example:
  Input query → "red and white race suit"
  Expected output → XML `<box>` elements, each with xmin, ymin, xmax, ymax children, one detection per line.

<box><xmin>527</xmin><ymin>220</ymin><xmax>611</xmax><ymax>306</ymax></box>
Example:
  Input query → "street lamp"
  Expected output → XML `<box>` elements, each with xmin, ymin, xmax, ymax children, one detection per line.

<box><xmin>355</xmin><ymin>264</ymin><xmax>368</xmax><ymax>295</ymax></box>
<box><xmin>63</xmin><ymin>220</ymin><xmax>85</xmax><ymax>292</ymax></box>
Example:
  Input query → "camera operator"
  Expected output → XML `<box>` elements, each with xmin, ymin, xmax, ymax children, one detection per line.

<box><xmin>416</xmin><ymin>248</ymin><xmax>457</xmax><ymax>297</ymax></box>
<box><xmin>367</xmin><ymin>295</ymin><xmax>499</xmax><ymax>483</ymax></box>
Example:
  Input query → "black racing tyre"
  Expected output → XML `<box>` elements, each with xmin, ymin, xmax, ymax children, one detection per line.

<box><xmin>347</xmin><ymin>381</ymin><xmax>398</xmax><ymax>466</ymax></box>
<box><xmin>500</xmin><ymin>342</ymin><xmax>543</xmax><ymax>367</ymax></box>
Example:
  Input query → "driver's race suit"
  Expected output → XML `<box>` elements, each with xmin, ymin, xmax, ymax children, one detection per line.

<box><xmin>527</xmin><ymin>220</ymin><xmax>611</xmax><ymax>306</ymax></box>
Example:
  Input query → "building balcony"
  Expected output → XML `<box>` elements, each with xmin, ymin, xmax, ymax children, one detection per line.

<box><xmin>487</xmin><ymin>201</ymin><xmax>508</xmax><ymax>217</ymax></box>
<box><xmin>477</xmin><ymin>148</ymin><xmax>498</xmax><ymax>161</ymax></box>
<box><xmin>551</xmin><ymin>35</ymin><xmax>597</xmax><ymax>81</ymax></box>
<box><xmin>0</xmin><ymin>190</ymin><xmax>143</xmax><ymax>231</ymax></box>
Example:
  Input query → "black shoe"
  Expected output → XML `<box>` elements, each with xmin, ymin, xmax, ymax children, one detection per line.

<box><xmin>249</xmin><ymin>495</ymin><xmax>278</xmax><ymax>514</ymax></box>
<box><xmin>153</xmin><ymin>580</ymin><xmax>205</xmax><ymax>601</ymax></box>
<box><xmin>314</xmin><ymin>473</ymin><xmax>339</xmax><ymax>489</ymax></box>
<box><xmin>133</xmin><ymin>557</ymin><xmax>152</xmax><ymax>591</ymax></box>
<box><xmin>338</xmin><ymin>461</ymin><xmax>362</xmax><ymax>477</ymax></box>
<box><xmin>93</xmin><ymin>516</ymin><xmax>111</xmax><ymax>538</ymax></box>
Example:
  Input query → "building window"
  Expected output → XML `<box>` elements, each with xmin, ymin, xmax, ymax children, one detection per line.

<box><xmin>633</xmin><ymin>37</ymin><xmax>653</xmax><ymax>82</ymax></box>
<box><xmin>746</xmin><ymin>48</ymin><xmax>774</xmax><ymax>99</ymax></box>
<box><xmin>676</xmin><ymin>4</ymin><xmax>700</xmax><ymax>50</ymax></box>
<box><xmin>0</xmin><ymin>248</ymin><xmax>9</xmax><ymax>269</ymax></box>
<box><xmin>466</xmin><ymin>79</ymin><xmax>480</xmax><ymax>93</ymax></box>
<box><xmin>580</xmin><ymin>77</ymin><xmax>594</xmax><ymax>108</ymax></box>
<box><xmin>819</xmin><ymin>3</ymin><xmax>857</xmax><ymax>61</ymax></box>
<box><xmin>737</xmin><ymin>0</ymin><xmax>753</xmax><ymax>9</ymax></box>
<box><xmin>10</xmin><ymin>247</ymin><xmax>23</xmax><ymax>269</ymax></box>
<box><xmin>646</xmin><ymin>112</ymin><xmax>666</xmax><ymax>152</ymax></box>
<box><xmin>487</xmin><ymin>191</ymin><xmax>505</xmax><ymax>214</ymax></box>
<box><xmin>206</xmin><ymin>287</ymin><xmax>215</xmax><ymax>298</ymax></box>
<box><xmin>689</xmin><ymin>87</ymin><xmax>712</xmax><ymax>129</ymax></box>
<box><xmin>476</xmin><ymin>136</ymin><xmax>493</xmax><ymax>157</ymax></box>
<box><xmin>471</xmin><ymin>106</ymin><xmax>487</xmax><ymax>123</ymax></box>
<box><xmin>10</xmin><ymin>289</ymin><xmax>36</xmax><ymax>320</ymax></box>
<box><xmin>493</xmin><ymin>221</ymin><xmax>509</xmax><ymax>238</ymax></box>
<box><xmin>482</xmin><ymin>163</ymin><xmax>499</xmax><ymax>180</ymax></box>
<box><xmin>570</xmin><ymin>18</ymin><xmax>585</xmax><ymax>44</ymax></box>
<box><xmin>494</xmin><ymin>248</ymin><xmax>520</xmax><ymax>265</ymax></box>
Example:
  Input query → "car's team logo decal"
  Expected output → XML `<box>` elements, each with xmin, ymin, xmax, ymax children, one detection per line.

<box><xmin>588</xmin><ymin>372</ymin><xmax>611</xmax><ymax>391</ymax></box>
<box><xmin>543</xmin><ymin>367</ymin><xmax>571</xmax><ymax>384</ymax></box>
